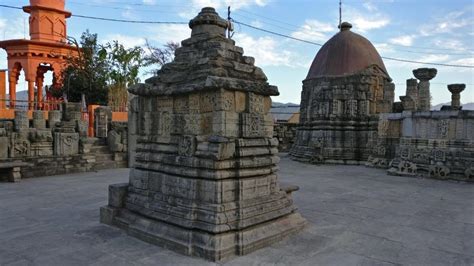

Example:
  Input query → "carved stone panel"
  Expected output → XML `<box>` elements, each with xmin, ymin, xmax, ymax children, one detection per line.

<box><xmin>178</xmin><ymin>135</ymin><xmax>196</xmax><ymax>157</ymax></box>
<box><xmin>11</xmin><ymin>135</ymin><xmax>30</xmax><ymax>158</ymax></box>
<box><xmin>438</xmin><ymin>120</ymin><xmax>449</xmax><ymax>139</ymax></box>
<box><xmin>248</xmin><ymin>92</ymin><xmax>264</xmax><ymax>114</ymax></box>
<box><xmin>241</xmin><ymin>113</ymin><xmax>264</xmax><ymax>138</ymax></box>
<box><xmin>54</xmin><ymin>132</ymin><xmax>79</xmax><ymax>156</ymax></box>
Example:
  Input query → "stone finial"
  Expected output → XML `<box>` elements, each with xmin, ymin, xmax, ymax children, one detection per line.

<box><xmin>413</xmin><ymin>68</ymin><xmax>437</xmax><ymax>81</ymax></box>
<box><xmin>338</xmin><ymin>21</ymin><xmax>352</xmax><ymax>31</ymax></box>
<box><xmin>189</xmin><ymin>7</ymin><xmax>228</xmax><ymax>37</ymax></box>
<box><xmin>447</xmin><ymin>83</ymin><xmax>465</xmax><ymax>110</ymax></box>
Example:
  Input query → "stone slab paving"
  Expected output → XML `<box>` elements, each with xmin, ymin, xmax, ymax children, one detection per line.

<box><xmin>0</xmin><ymin>154</ymin><xmax>473</xmax><ymax>266</ymax></box>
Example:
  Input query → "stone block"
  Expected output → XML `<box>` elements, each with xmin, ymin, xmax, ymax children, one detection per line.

<box><xmin>54</xmin><ymin>132</ymin><xmax>79</xmax><ymax>156</ymax></box>
<box><xmin>14</xmin><ymin>110</ymin><xmax>29</xmax><ymax>131</ymax></box>
<box><xmin>108</xmin><ymin>183</ymin><xmax>129</xmax><ymax>208</ymax></box>
<box><xmin>0</xmin><ymin>137</ymin><xmax>8</xmax><ymax>159</ymax></box>
<box><xmin>48</xmin><ymin>110</ymin><xmax>62</xmax><ymax>128</ymax></box>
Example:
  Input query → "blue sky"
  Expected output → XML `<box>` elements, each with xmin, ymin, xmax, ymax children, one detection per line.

<box><xmin>1</xmin><ymin>0</ymin><xmax>473</xmax><ymax>105</ymax></box>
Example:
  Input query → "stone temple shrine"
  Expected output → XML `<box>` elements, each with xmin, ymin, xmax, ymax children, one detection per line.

<box><xmin>100</xmin><ymin>7</ymin><xmax>306</xmax><ymax>261</ymax></box>
<box><xmin>291</xmin><ymin>22</ymin><xmax>473</xmax><ymax>181</ymax></box>
<box><xmin>290</xmin><ymin>22</ymin><xmax>395</xmax><ymax>164</ymax></box>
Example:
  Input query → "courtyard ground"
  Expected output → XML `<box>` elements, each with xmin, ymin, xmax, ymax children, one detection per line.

<box><xmin>0</xmin><ymin>154</ymin><xmax>473</xmax><ymax>266</ymax></box>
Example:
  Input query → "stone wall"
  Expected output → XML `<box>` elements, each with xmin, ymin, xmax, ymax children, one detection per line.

<box><xmin>0</xmin><ymin>103</ymin><xmax>128</xmax><ymax>182</ymax></box>
<box><xmin>291</xmin><ymin>66</ymin><xmax>394</xmax><ymax>164</ymax></box>
<box><xmin>367</xmin><ymin>110</ymin><xmax>474</xmax><ymax>181</ymax></box>
<box><xmin>274</xmin><ymin>123</ymin><xmax>297</xmax><ymax>152</ymax></box>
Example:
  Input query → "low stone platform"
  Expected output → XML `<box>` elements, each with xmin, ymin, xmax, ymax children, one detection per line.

<box><xmin>0</xmin><ymin>155</ymin><xmax>473</xmax><ymax>265</ymax></box>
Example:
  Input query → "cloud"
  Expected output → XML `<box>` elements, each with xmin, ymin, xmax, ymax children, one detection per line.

<box><xmin>179</xmin><ymin>0</ymin><xmax>269</xmax><ymax>18</ymax></box>
<box><xmin>419</xmin><ymin>9</ymin><xmax>473</xmax><ymax>37</ymax></box>
<box><xmin>291</xmin><ymin>20</ymin><xmax>335</xmax><ymax>43</ymax></box>
<box><xmin>389</xmin><ymin>35</ymin><xmax>415</xmax><ymax>46</ymax></box>
<box><xmin>146</xmin><ymin>24</ymin><xmax>191</xmax><ymax>44</ymax></box>
<box><xmin>343</xmin><ymin>5</ymin><xmax>390</xmax><ymax>33</ymax></box>
<box><xmin>102</xmin><ymin>34</ymin><xmax>146</xmax><ymax>49</ymax></box>
<box><xmin>142</xmin><ymin>0</ymin><xmax>156</xmax><ymax>4</ymax></box>
<box><xmin>0</xmin><ymin>16</ymin><xmax>28</xmax><ymax>40</ymax></box>
<box><xmin>233</xmin><ymin>33</ymin><xmax>300</xmax><ymax>67</ymax></box>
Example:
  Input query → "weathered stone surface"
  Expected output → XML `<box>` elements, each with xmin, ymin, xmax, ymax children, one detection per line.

<box><xmin>32</xmin><ymin>110</ymin><xmax>46</xmax><ymax>129</ymax></box>
<box><xmin>95</xmin><ymin>107</ymin><xmax>112</xmax><ymax>138</ymax></box>
<box><xmin>291</xmin><ymin>66</ymin><xmax>394</xmax><ymax>164</ymax></box>
<box><xmin>48</xmin><ymin>110</ymin><xmax>62</xmax><ymax>128</ymax></box>
<box><xmin>14</xmin><ymin>110</ymin><xmax>29</xmax><ymax>131</ymax></box>
<box><xmin>367</xmin><ymin>109</ymin><xmax>474</xmax><ymax>181</ymax></box>
<box><xmin>54</xmin><ymin>132</ymin><xmax>79</xmax><ymax>156</ymax></box>
<box><xmin>101</xmin><ymin>7</ymin><xmax>306</xmax><ymax>262</ymax></box>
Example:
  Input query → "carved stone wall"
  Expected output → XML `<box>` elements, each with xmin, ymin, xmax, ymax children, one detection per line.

<box><xmin>0</xmin><ymin>104</ymin><xmax>128</xmax><ymax>181</ymax></box>
<box><xmin>366</xmin><ymin>110</ymin><xmax>474</xmax><ymax>181</ymax></box>
<box><xmin>274</xmin><ymin>123</ymin><xmax>298</xmax><ymax>152</ymax></box>
<box><xmin>291</xmin><ymin>67</ymin><xmax>394</xmax><ymax>164</ymax></box>
<box><xmin>100</xmin><ymin>7</ymin><xmax>306</xmax><ymax>262</ymax></box>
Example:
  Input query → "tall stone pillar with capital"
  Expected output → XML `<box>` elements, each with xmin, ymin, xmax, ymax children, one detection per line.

<box><xmin>447</xmin><ymin>84</ymin><xmax>465</xmax><ymax>110</ymax></box>
<box><xmin>413</xmin><ymin>68</ymin><xmax>437</xmax><ymax>112</ymax></box>
<box><xmin>100</xmin><ymin>7</ymin><xmax>306</xmax><ymax>262</ymax></box>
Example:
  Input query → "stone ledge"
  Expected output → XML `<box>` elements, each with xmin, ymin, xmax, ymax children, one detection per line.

<box><xmin>100</xmin><ymin>206</ymin><xmax>307</xmax><ymax>262</ymax></box>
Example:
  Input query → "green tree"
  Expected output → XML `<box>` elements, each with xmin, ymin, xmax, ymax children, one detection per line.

<box><xmin>61</xmin><ymin>30</ymin><xmax>109</xmax><ymax>105</ymax></box>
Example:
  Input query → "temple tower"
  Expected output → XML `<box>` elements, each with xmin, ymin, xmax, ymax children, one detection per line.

<box><xmin>290</xmin><ymin>22</ymin><xmax>395</xmax><ymax>164</ymax></box>
<box><xmin>100</xmin><ymin>8</ymin><xmax>306</xmax><ymax>262</ymax></box>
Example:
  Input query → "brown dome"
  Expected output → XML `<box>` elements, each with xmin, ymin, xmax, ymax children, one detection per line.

<box><xmin>306</xmin><ymin>22</ymin><xmax>388</xmax><ymax>79</ymax></box>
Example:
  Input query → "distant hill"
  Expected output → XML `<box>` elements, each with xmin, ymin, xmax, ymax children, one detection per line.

<box><xmin>432</xmin><ymin>102</ymin><xmax>474</xmax><ymax>110</ymax></box>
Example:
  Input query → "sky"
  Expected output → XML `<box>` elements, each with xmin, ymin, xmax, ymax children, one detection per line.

<box><xmin>0</xmin><ymin>0</ymin><xmax>473</xmax><ymax>106</ymax></box>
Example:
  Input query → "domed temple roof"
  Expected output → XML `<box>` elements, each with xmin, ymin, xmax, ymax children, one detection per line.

<box><xmin>306</xmin><ymin>22</ymin><xmax>388</xmax><ymax>80</ymax></box>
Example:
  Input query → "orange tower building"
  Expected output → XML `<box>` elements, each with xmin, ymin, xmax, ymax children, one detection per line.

<box><xmin>0</xmin><ymin>0</ymin><xmax>77</xmax><ymax>109</ymax></box>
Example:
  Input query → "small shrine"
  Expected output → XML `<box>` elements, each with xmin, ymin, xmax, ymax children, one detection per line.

<box><xmin>0</xmin><ymin>0</ymin><xmax>78</xmax><ymax>109</ymax></box>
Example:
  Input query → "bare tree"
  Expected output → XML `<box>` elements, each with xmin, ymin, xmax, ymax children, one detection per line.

<box><xmin>143</xmin><ymin>40</ymin><xmax>180</xmax><ymax>74</ymax></box>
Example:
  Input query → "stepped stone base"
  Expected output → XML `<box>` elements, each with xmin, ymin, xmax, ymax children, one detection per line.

<box><xmin>101</xmin><ymin>205</ymin><xmax>306</xmax><ymax>262</ymax></box>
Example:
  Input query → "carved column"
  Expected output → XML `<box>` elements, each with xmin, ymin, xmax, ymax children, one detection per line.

<box><xmin>413</xmin><ymin>68</ymin><xmax>437</xmax><ymax>112</ymax></box>
<box><xmin>447</xmin><ymin>83</ymin><xmax>465</xmax><ymax>110</ymax></box>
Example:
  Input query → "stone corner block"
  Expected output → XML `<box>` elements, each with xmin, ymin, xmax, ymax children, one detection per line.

<box><xmin>108</xmin><ymin>183</ymin><xmax>129</xmax><ymax>208</ymax></box>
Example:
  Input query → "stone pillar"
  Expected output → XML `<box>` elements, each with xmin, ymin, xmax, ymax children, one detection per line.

<box><xmin>447</xmin><ymin>84</ymin><xmax>465</xmax><ymax>110</ymax></box>
<box><xmin>48</xmin><ymin>110</ymin><xmax>61</xmax><ymax>128</ymax></box>
<box><xmin>62</xmin><ymin>102</ymin><xmax>82</xmax><ymax>121</ymax></box>
<box><xmin>100</xmin><ymin>7</ymin><xmax>306</xmax><ymax>262</ymax></box>
<box><xmin>14</xmin><ymin>110</ymin><xmax>29</xmax><ymax>131</ymax></box>
<box><xmin>406</xmin><ymin>78</ymin><xmax>418</xmax><ymax>100</ymax></box>
<box><xmin>413</xmin><ymin>68</ymin><xmax>437</xmax><ymax>112</ymax></box>
<box><xmin>32</xmin><ymin>110</ymin><xmax>46</xmax><ymax>129</ymax></box>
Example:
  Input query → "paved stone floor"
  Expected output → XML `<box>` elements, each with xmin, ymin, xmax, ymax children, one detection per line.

<box><xmin>1</xmin><ymin>154</ymin><xmax>473</xmax><ymax>266</ymax></box>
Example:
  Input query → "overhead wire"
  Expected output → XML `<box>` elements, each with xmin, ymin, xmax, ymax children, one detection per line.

<box><xmin>232</xmin><ymin>20</ymin><xmax>474</xmax><ymax>69</ymax></box>
<box><xmin>0</xmin><ymin>4</ymin><xmax>472</xmax><ymax>68</ymax></box>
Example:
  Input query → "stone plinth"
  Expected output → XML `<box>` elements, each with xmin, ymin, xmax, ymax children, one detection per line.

<box><xmin>413</xmin><ymin>68</ymin><xmax>437</xmax><ymax>112</ymax></box>
<box><xmin>32</xmin><ymin>110</ymin><xmax>46</xmax><ymax>129</ymax></box>
<box><xmin>14</xmin><ymin>110</ymin><xmax>29</xmax><ymax>131</ymax></box>
<box><xmin>100</xmin><ymin>7</ymin><xmax>306</xmax><ymax>262</ymax></box>
<box><xmin>447</xmin><ymin>84</ymin><xmax>465</xmax><ymax>110</ymax></box>
<box><xmin>48</xmin><ymin>110</ymin><xmax>61</xmax><ymax>128</ymax></box>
